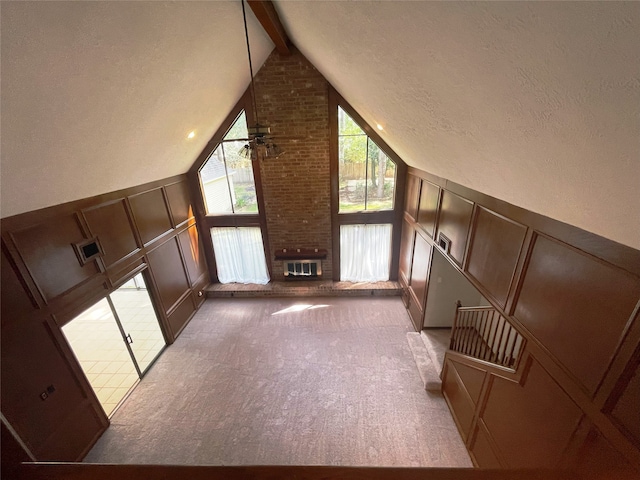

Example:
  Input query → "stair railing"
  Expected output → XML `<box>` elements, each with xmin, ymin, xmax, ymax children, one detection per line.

<box><xmin>449</xmin><ymin>302</ymin><xmax>525</xmax><ymax>370</ymax></box>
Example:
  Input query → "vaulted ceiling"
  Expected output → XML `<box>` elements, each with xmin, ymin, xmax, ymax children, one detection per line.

<box><xmin>2</xmin><ymin>1</ymin><xmax>638</xmax><ymax>249</ymax></box>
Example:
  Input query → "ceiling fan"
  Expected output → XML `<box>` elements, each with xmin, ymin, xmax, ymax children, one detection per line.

<box><xmin>238</xmin><ymin>0</ymin><xmax>283</xmax><ymax>160</ymax></box>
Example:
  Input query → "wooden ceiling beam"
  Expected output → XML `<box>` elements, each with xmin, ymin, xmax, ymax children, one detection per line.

<box><xmin>247</xmin><ymin>0</ymin><xmax>291</xmax><ymax>56</ymax></box>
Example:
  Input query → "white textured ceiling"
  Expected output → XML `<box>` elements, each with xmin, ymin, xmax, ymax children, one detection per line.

<box><xmin>1</xmin><ymin>1</ymin><xmax>272</xmax><ymax>218</ymax></box>
<box><xmin>276</xmin><ymin>1</ymin><xmax>640</xmax><ymax>250</ymax></box>
<box><xmin>1</xmin><ymin>1</ymin><xmax>639</xmax><ymax>250</ymax></box>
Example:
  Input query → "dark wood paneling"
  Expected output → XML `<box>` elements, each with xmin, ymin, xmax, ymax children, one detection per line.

<box><xmin>436</xmin><ymin>191</ymin><xmax>473</xmax><ymax>266</ymax></box>
<box><xmin>442</xmin><ymin>362</ymin><xmax>475</xmax><ymax>440</ymax></box>
<box><xmin>610</xmin><ymin>359</ymin><xmax>640</xmax><ymax>447</ymax></box>
<box><xmin>407</xmin><ymin>295</ymin><xmax>422</xmax><ymax>332</ymax></box>
<box><xmin>36</xmin><ymin>403</ymin><xmax>104</xmax><ymax>461</ymax></box>
<box><xmin>47</xmin><ymin>278</ymin><xmax>110</xmax><ymax>321</ymax></box>
<box><xmin>482</xmin><ymin>359</ymin><xmax>583</xmax><ymax>468</ymax></box>
<box><xmin>19</xmin><ymin>463</ymin><xmax>592</xmax><ymax>480</ymax></box>
<box><xmin>405</xmin><ymin>175</ymin><xmax>420</xmax><ymax>221</ymax></box>
<box><xmin>451</xmin><ymin>360</ymin><xmax>486</xmax><ymax>406</ymax></box>
<box><xmin>82</xmin><ymin>200</ymin><xmax>138</xmax><ymax>268</ymax></box>
<box><xmin>404</xmin><ymin>166</ymin><xmax>640</xmax><ymax>469</ymax></box>
<box><xmin>466</xmin><ymin>207</ymin><xmax>527</xmax><ymax>309</ymax></box>
<box><xmin>1</xmin><ymin>246</ymin><xmax>38</xmax><ymax>327</ymax></box>
<box><xmin>107</xmin><ymin>256</ymin><xmax>145</xmax><ymax>287</ymax></box>
<box><xmin>128</xmin><ymin>188</ymin><xmax>172</xmax><ymax>245</ymax></box>
<box><xmin>147</xmin><ymin>238</ymin><xmax>190</xmax><ymax>314</ymax></box>
<box><xmin>0</xmin><ymin>174</ymin><xmax>205</xmax><ymax>463</ymax></box>
<box><xmin>165</xmin><ymin>181</ymin><xmax>194</xmax><ymax>227</ymax></box>
<box><xmin>1</xmin><ymin>318</ymin><xmax>91</xmax><ymax>455</ymax></box>
<box><xmin>11</xmin><ymin>214</ymin><xmax>99</xmax><ymax>302</ymax></box>
<box><xmin>409</xmin><ymin>232</ymin><xmax>431</xmax><ymax>311</ymax></box>
<box><xmin>417</xmin><ymin>180</ymin><xmax>440</xmax><ymax>238</ymax></box>
<box><xmin>443</xmin><ymin>178</ymin><xmax>640</xmax><ymax>278</ymax></box>
<box><xmin>398</xmin><ymin>220</ymin><xmax>415</xmax><ymax>284</ymax></box>
<box><xmin>410</xmin><ymin>166</ymin><xmax>640</xmax><ymax>278</ymax></box>
<box><xmin>514</xmin><ymin>235</ymin><xmax>640</xmax><ymax>394</ymax></box>
<box><xmin>167</xmin><ymin>295</ymin><xmax>196</xmax><ymax>338</ymax></box>
<box><xmin>193</xmin><ymin>282</ymin><xmax>207</xmax><ymax>309</ymax></box>
<box><xmin>2</xmin><ymin>421</ymin><xmax>33</xmax><ymax>478</ymax></box>
<box><xmin>202</xmin><ymin>214</ymin><xmax>262</xmax><ymax>228</ymax></box>
<box><xmin>1</xmin><ymin>175</ymin><xmax>185</xmax><ymax>234</ymax></box>
<box><xmin>567</xmin><ymin>420</ymin><xmax>637</xmax><ymax>476</ymax></box>
<box><xmin>178</xmin><ymin>226</ymin><xmax>207</xmax><ymax>286</ymax></box>
<box><xmin>470</xmin><ymin>422</ymin><xmax>502</xmax><ymax>468</ymax></box>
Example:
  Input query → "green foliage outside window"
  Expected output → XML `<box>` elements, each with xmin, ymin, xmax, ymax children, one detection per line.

<box><xmin>338</xmin><ymin>107</ymin><xmax>396</xmax><ymax>212</ymax></box>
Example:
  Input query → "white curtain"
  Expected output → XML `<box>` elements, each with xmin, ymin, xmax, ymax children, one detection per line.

<box><xmin>210</xmin><ymin>227</ymin><xmax>270</xmax><ymax>284</ymax></box>
<box><xmin>340</xmin><ymin>224</ymin><xmax>392</xmax><ymax>282</ymax></box>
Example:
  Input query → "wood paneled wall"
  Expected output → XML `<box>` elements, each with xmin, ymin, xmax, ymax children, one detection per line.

<box><xmin>18</xmin><ymin>463</ymin><xmax>610</xmax><ymax>480</ymax></box>
<box><xmin>400</xmin><ymin>168</ymin><xmax>640</xmax><ymax>473</ymax></box>
<box><xmin>1</xmin><ymin>175</ymin><xmax>208</xmax><ymax>462</ymax></box>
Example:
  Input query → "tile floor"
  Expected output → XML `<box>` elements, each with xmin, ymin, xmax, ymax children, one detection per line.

<box><xmin>62</xmin><ymin>276</ymin><xmax>166</xmax><ymax>417</ymax></box>
<box><xmin>110</xmin><ymin>283</ymin><xmax>166</xmax><ymax>374</ymax></box>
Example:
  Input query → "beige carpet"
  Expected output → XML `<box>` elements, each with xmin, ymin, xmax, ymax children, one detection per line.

<box><xmin>84</xmin><ymin>297</ymin><xmax>471</xmax><ymax>467</ymax></box>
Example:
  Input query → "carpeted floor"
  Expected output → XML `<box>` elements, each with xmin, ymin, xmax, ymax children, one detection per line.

<box><xmin>84</xmin><ymin>297</ymin><xmax>472</xmax><ymax>467</ymax></box>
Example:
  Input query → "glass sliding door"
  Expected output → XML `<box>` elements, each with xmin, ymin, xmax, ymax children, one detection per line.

<box><xmin>62</xmin><ymin>299</ymin><xmax>140</xmax><ymax>416</ymax></box>
<box><xmin>61</xmin><ymin>271</ymin><xmax>166</xmax><ymax>417</ymax></box>
<box><xmin>109</xmin><ymin>273</ymin><xmax>166</xmax><ymax>375</ymax></box>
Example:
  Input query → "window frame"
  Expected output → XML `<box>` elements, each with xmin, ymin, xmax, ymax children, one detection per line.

<box><xmin>329</xmin><ymin>87</ymin><xmax>407</xmax><ymax>281</ymax></box>
<box><xmin>188</xmin><ymin>91</ymin><xmax>272</xmax><ymax>282</ymax></box>
<box><xmin>337</xmin><ymin>107</ymin><xmax>397</xmax><ymax>213</ymax></box>
<box><xmin>198</xmin><ymin>111</ymin><xmax>259</xmax><ymax>216</ymax></box>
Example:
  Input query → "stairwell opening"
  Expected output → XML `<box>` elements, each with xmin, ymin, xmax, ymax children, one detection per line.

<box><xmin>424</xmin><ymin>249</ymin><xmax>489</xmax><ymax>328</ymax></box>
<box><xmin>421</xmin><ymin>249</ymin><xmax>490</xmax><ymax>371</ymax></box>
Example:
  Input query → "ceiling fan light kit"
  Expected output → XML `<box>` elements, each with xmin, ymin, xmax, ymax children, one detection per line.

<box><xmin>247</xmin><ymin>124</ymin><xmax>271</xmax><ymax>137</ymax></box>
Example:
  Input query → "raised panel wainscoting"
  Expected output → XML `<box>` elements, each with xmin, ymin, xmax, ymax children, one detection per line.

<box><xmin>401</xmin><ymin>168</ymin><xmax>640</xmax><ymax>475</ymax></box>
<box><xmin>1</xmin><ymin>175</ymin><xmax>207</xmax><ymax>461</ymax></box>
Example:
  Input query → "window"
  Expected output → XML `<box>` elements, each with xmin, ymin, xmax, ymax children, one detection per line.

<box><xmin>199</xmin><ymin>111</ymin><xmax>258</xmax><ymax>215</ymax></box>
<box><xmin>330</xmin><ymin>90</ymin><xmax>406</xmax><ymax>283</ymax></box>
<box><xmin>210</xmin><ymin>227</ymin><xmax>270</xmax><ymax>284</ymax></box>
<box><xmin>338</xmin><ymin>107</ymin><xmax>396</xmax><ymax>213</ymax></box>
<box><xmin>340</xmin><ymin>224</ymin><xmax>392</xmax><ymax>282</ymax></box>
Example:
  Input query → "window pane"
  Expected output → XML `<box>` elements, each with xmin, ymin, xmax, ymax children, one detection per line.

<box><xmin>200</xmin><ymin>145</ymin><xmax>233</xmax><ymax>215</ymax></box>
<box><xmin>109</xmin><ymin>273</ymin><xmax>165</xmax><ymax>375</ymax></box>
<box><xmin>199</xmin><ymin>139</ymin><xmax>259</xmax><ymax>215</ymax></box>
<box><xmin>338</xmin><ymin>107</ymin><xmax>365</xmax><ymax>136</ymax></box>
<box><xmin>340</xmin><ymin>224</ymin><xmax>392</xmax><ymax>282</ymax></box>
<box><xmin>365</xmin><ymin>138</ymin><xmax>395</xmax><ymax>211</ymax></box>
<box><xmin>338</xmin><ymin>135</ymin><xmax>367</xmax><ymax>213</ymax></box>
<box><xmin>224</xmin><ymin>111</ymin><xmax>249</xmax><ymax>141</ymax></box>
<box><xmin>223</xmin><ymin>141</ymin><xmax>258</xmax><ymax>214</ymax></box>
<box><xmin>61</xmin><ymin>299</ymin><xmax>139</xmax><ymax>417</ymax></box>
<box><xmin>210</xmin><ymin>227</ymin><xmax>270</xmax><ymax>284</ymax></box>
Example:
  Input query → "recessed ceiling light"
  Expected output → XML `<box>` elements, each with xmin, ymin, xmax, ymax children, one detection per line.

<box><xmin>187</xmin><ymin>131</ymin><xmax>196</xmax><ymax>139</ymax></box>
<box><xmin>376</xmin><ymin>124</ymin><xmax>384</xmax><ymax>131</ymax></box>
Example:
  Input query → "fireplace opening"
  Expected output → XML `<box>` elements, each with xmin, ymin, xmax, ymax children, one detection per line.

<box><xmin>284</xmin><ymin>260</ymin><xmax>322</xmax><ymax>279</ymax></box>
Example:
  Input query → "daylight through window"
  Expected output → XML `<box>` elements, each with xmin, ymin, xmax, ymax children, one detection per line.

<box><xmin>338</xmin><ymin>107</ymin><xmax>396</xmax><ymax>213</ymax></box>
<box><xmin>199</xmin><ymin>111</ymin><xmax>258</xmax><ymax>215</ymax></box>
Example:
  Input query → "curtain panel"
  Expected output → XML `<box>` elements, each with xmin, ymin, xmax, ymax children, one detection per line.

<box><xmin>340</xmin><ymin>224</ymin><xmax>392</xmax><ymax>282</ymax></box>
<box><xmin>210</xmin><ymin>227</ymin><xmax>270</xmax><ymax>284</ymax></box>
